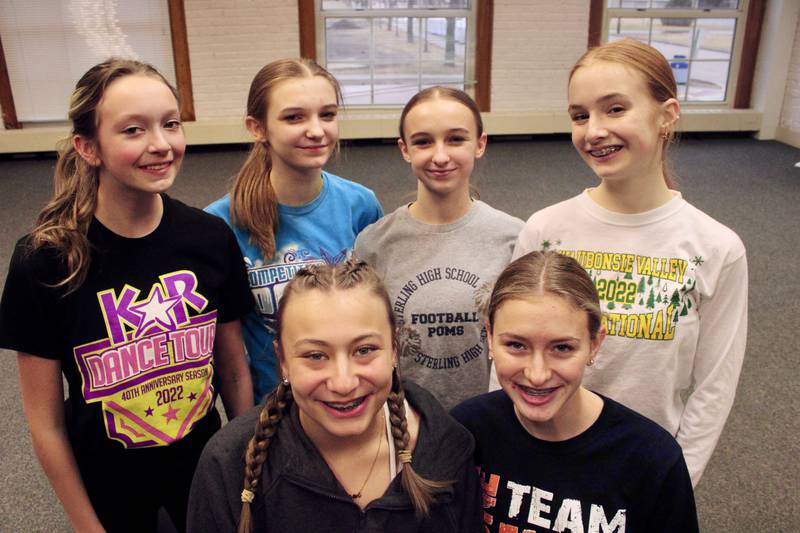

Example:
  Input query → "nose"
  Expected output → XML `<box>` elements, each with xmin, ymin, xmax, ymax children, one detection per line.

<box><xmin>306</xmin><ymin>116</ymin><xmax>324</xmax><ymax>139</ymax></box>
<box><xmin>432</xmin><ymin>141</ymin><xmax>450</xmax><ymax>166</ymax></box>
<box><xmin>326</xmin><ymin>356</ymin><xmax>359</xmax><ymax>395</ymax></box>
<box><xmin>148</xmin><ymin>128</ymin><xmax>171</xmax><ymax>153</ymax></box>
<box><xmin>523</xmin><ymin>352</ymin><xmax>551</xmax><ymax>386</ymax></box>
<box><xmin>585</xmin><ymin>115</ymin><xmax>608</xmax><ymax>144</ymax></box>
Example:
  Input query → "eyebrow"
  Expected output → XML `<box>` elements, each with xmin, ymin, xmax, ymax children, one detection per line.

<box><xmin>112</xmin><ymin>111</ymin><xmax>179</xmax><ymax>123</ymax></box>
<box><xmin>292</xmin><ymin>332</ymin><xmax>383</xmax><ymax>349</ymax></box>
<box><xmin>408</xmin><ymin>127</ymin><xmax>471</xmax><ymax>138</ymax></box>
<box><xmin>496</xmin><ymin>332</ymin><xmax>580</xmax><ymax>343</ymax></box>
<box><xmin>568</xmin><ymin>92</ymin><xmax>629</xmax><ymax>112</ymax></box>
<box><xmin>279</xmin><ymin>103</ymin><xmax>338</xmax><ymax>113</ymax></box>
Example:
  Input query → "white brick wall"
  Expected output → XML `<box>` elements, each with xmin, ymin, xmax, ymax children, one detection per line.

<box><xmin>779</xmin><ymin>16</ymin><xmax>800</xmax><ymax>132</ymax></box>
<box><xmin>185</xmin><ymin>0</ymin><xmax>300</xmax><ymax>119</ymax></box>
<box><xmin>490</xmin><ymin>0</ymin><xmax>589</xmax><ymax>112</ymax></box>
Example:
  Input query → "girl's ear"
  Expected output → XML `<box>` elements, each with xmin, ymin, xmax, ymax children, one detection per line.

<box><xmin>245</xmin><ymin>116</ymin><xmax>267</xmax><ymax>144</ymax></box>
<box><xmin>73</xmin><ymin>135</ymin><xmax>101</xmax><ymax>167</ymax></box>
<box><xmin>475</xmin><ymin>131</ymin><xmax>488</xmax><ymax>160</ymax></box>
<box><xmin>589</xmin><ymin>326</ymin><xmax>606</xmax><ymax>362</ymax></box>
<box><xmin>660</xmin><ymin>97</ymin><xmax>681</xmax><ymax>131</ymax></box>
<box><xmin>397</xmin><ymin>137</ymin><xmax>412</xmax><ymax>163</ymax></box>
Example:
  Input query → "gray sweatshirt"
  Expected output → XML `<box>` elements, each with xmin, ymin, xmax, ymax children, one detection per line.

<box><xmin>355</xmin><ymin>201</ymin><xmax>523</xmax><ymax>409</ymax></box>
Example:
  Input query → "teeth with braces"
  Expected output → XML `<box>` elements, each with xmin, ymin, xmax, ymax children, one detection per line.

<box><xmin>325</xmin><ymin>398</ymin><xmax>364</xmax><ymax>410</ymax></box>
<box><xmin>518</xmin><ymin>385</ymin><xmax>557</xmax><ymax>396</ymax></box>
<box><xmin>590</xmin><ymin>146</ymin><xmax>620</xmax><ymax>157</ymax></box>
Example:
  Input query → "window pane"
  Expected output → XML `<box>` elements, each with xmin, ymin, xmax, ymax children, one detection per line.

<box><xmin>422</xmin><ymin>18</ymin><xmax>466</xmax><ymax>64</ymax></box>
<box><xmin>651</xmin><ymin>18</ymin><xmax>693</xmax><ymax>59</ymax></box>
<box><xmin>695</xmin><ymin>18</ymin><xmax>735</xmax><ymax>58</ymax></box>
<box><xmin>686</xmin><ymin>60</ymin><xmax>729</xmax><ymax>101</ymax></box>
<box><xmin>373</xmin><ymin>17</ymin><xmax>418</xmax><ymax>61</ymax></box>
<box><xmin>608</xmin><ymin>18</ymin><xmax>652</xmax><ymax>42</ymax></box>
<box><xmin>326</xmin><ymin>18</ymin><xmax>370</xmax><ymax>62</ymax></box>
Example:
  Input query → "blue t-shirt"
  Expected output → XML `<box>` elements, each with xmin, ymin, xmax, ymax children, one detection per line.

<box><xmin>206</xmin><ymin>171</ymin><xmax>383</xmax><ymax>400</ymax></box>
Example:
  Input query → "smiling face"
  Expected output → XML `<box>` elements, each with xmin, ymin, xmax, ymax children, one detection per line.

<box><xmin>86</xmin><ymin>74</ymin><xmax>185</xmax><ymax>199</ymax></box>
<box><xmin>277</xmin><ymin>286</ymin><xmax>396</xmax><ymax>443</ymax></box>
<box><xmin>398</xmin><ymin>96</ymin><xmax>487</xmax><ymax>200</ymax></box>
<box><xmin>489</xmin><ymin>293</ymin><xmax>604</xmax><ymax>441</ymax></box>
<box><xmin>568</xmin><ymin>60</ymin><xmax>677</xmax><ymax>187</ymax></box>
<box><xmin>251</xmin><ymin>75</ymin><xmax>339</xmax><ymax>178</ymax></box>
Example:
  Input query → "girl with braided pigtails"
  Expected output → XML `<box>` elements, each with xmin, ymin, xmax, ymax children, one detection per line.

<box><xmin>187</xmin><ymin>260</ymin><xmax>482</xmax><ymax>533</ymax></box>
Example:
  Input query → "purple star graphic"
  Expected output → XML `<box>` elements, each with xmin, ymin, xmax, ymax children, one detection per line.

<box><xmin>130</xmin><ymin>286</ymin><xmax>183</xmax><ymax>338</ymax></box>
<box><xmin>145</xmin><ymin>406</ymin><xmax>154</xmax><ymax>417</ymax></box>
<box><xmin>188</xmin><ymin>392</ymin><xmax>197</xmax><ymax>401</ymax></box>
<box><xmin>162</xmin><ymin>405</ymin><xmax>180</xmax><ymax>424</ymax></box>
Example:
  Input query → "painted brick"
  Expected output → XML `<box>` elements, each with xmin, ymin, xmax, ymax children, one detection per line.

<box><xmin>185</xmin><ymin>0</ymin><xmax>300</xmax><ymax>119</ymax></box>
<box><xmin>490</xmin><ymin>0</ymin><xmax>588</xmax><ymax>112</ymax></box>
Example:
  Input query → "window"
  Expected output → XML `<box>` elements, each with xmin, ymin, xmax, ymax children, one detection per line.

<box><xmin>0</xmin><ymin>0</ymin><xmax>176</xmax><ymax>123</ymax></box>
<box><xmin>604</xmin><ymin>0</ymin><xmax>747</xmax><ymax>104</ymax></box>
<box><xmin>316</xmin><ymin>0</ymin><xmax>475</xmax><ymax>107</ymax></box>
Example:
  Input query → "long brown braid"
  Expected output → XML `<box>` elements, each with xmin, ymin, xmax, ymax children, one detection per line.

<box><xmin>387</xmin><ymin>367</ymin><xmax>452</xmax><ymax>517</ymax></box>
<box><xmin>237</xmin><ymin>260</ymin><xmax>450</xmax><ymax>531</ymax></box>
<box><xmin>238</xmin><ymin>381</ymin><xmax>293</xmax><ymax>533</ymax></box>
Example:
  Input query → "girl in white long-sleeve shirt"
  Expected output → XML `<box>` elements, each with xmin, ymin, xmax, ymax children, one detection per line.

<box><xmin>513</xmin><ymin>38</ymin><xmax>748</xmax><ymax>487</ymax></box>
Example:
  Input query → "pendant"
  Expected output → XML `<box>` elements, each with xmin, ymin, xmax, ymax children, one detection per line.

<box><xmin>350</xmin><ymin>492</ymin><xmax>362</xmax><ymax>499</ymax></box>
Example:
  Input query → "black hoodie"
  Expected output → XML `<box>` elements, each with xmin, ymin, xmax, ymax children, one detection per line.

<box><xmin>188</xmin><ymin>381</ymin><xmax>482</xmax><ymax>532</ymax></box>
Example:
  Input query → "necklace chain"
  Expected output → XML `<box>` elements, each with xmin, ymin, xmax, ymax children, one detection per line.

<box><xmin>350</xmin><ymin>415</ymin><xmax>385</xmax><ymax>500</ymax></box>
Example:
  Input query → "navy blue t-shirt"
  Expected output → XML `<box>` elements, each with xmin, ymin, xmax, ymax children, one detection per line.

<box><xmin>451</xmin><ymin>391</ymin><xmax>698</xmax><ymax>533</ymax></box>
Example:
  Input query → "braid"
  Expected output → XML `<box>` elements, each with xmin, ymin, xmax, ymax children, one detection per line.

<box><xmin>238</xmin><ymin>382</ymin><xmax>293</xmax><ymax>533</ymax></box>
<box><xmin>387</xmin><ymin>369</ymin><xmax>452</xmax><ymax>516</ymax></box>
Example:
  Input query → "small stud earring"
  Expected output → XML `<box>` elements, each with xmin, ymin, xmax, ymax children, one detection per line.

<box><xmin>282</xmin><ymin>378</ymin><xmax>290</xmax><ymax>386</ymax></box>
<box><xmin>587</xmin><ymin>358</ymin><xmax>595</xmax><ymax>367</ymax></box>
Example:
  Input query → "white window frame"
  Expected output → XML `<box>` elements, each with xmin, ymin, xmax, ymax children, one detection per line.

<box><xmin>603</xmin><ymin>0</ymin><xmax>750</xmax><ymax>107</ymax></box>
<box><xmin>314</xmin><ymin>0</ymin><xmax>478</xmax><ymax>108</ymax></box>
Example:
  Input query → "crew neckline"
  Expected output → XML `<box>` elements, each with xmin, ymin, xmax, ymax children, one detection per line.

<box><xmin>399</xmin><ymin>199</ymin><xmax>483</xmax><ymax>234</ymax></box>
<box><xmin>90</xmin><ymin>193</ymin><xmax>170</xmax><ymax>246</ymax></box>
<box><xmin>503</xmin><ymin>392</ymin><xmax>615</xmax><ymax>456</ymax></box>
<box><xmin>577</xmin><ymin>188</ymin><xmax>686</xmax><ymax>227</ymax></box>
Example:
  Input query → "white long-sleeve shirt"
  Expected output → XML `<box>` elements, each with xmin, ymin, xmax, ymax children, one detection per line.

<box><xmin>513</xmin><ymin>190</ymin><xmax>748</xmax><ymax>486</ymax></box>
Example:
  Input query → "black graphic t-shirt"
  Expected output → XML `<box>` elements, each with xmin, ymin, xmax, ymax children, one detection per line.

<box><xmin>0</xmin><ymin>195</ymin><xmax>254</xmax><ymax>459</ymax></box>
<box><xmin>451</xmin><ymin>391</ymin><xmax>699</xmax><ymax>533</ymax></box>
